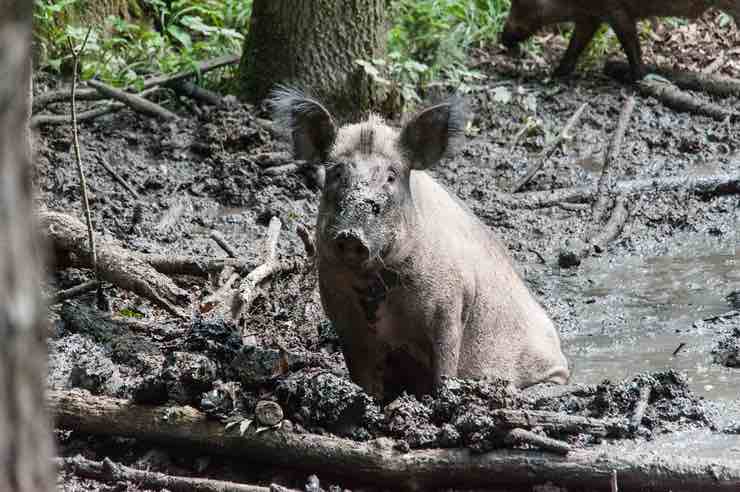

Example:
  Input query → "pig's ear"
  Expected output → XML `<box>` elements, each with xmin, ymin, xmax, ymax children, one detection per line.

<box><xmin>269</xmin><ymin>85</ymin><xmax>337</xmax><ymax>162</ymax></box>
<box><xmin>399</xmin><ymin>97</ymin><xmax>466</xmax><ymax>170</ymax></box>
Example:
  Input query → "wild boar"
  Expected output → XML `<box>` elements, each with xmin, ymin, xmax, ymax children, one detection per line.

<box><xmin>501</xmin><ymin>0</ymin><xmax>740</xmax><ymax>81</ymax></box>
<box><xmin>270</xmin><ymin>88</ymin><xmax>569</xmax><ymax>401</ymax></box>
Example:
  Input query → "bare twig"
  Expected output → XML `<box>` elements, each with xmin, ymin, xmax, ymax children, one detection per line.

<box><xmin>87</xmin><ymin>79</ymin><xmax>178</xmax><ymax>121</ymax></box>
<box><xmin>592</xmin><ymin>95</ymin><xmax>636</xmax><ymax>224</ymax></box>
<box><xmin>210</xmin><ymin>231</ymin><xmax>239</xmax><ymax>258</ymax></box>
<box><xmin>511</xmin><ymin>102</ymin><xmax>588</xmax><ymax>193</ymax></box>
<box><xmin>96</xmin><ymin>156</ymin><xmax>140</xmax><ymax>201</ymax></box>
<box><xmin>503</xmin><ymin>428</ymin><xmax>571</xmax><ymax>455</ymax></box>
<box><xmin>672</xmin><ymin>342</ymin><xmax>687</xmax><ymax>357</ymax></box>
<box><xmin>56</xmin><ymin>455</ymin><xmax>289</xmax><ymax>492</ymax></box>
<box><xmin>67</xmin><ymin>29</ymin><xmax>106</xmax><ymax>309</ymax></box>
<box><xmin>48</xmin><ymin>280</ymin><xmax>100</xmax><ymax>305</ymax></box>
<box><xmin>590</xmin><ymin>195</ymin><xmax>630</xmax><ymax>253</ymax></box>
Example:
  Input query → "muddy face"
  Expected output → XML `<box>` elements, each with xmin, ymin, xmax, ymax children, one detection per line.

<box><xmin>318</xmin><ymin>149</ymin><xmax>409</xmax><ymax>270</ymax></box>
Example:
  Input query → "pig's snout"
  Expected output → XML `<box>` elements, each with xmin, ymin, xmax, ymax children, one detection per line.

<box><xmin>333</xmin><ymin>230</ymin><xmax>370</xmax><ymax>266</ymax></box>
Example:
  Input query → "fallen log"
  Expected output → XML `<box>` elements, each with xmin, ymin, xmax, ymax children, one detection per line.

<box><xmin>39</xmin><ymin>211</ymin><xmax>189</xmax><ymax>317</ymax></box>
<box><xmin>56</xmin><ymin>455</ymin><xmax>292</xmax><ymax>492</ymax></box>
<box><xmin>50</xmin><ymin>389</ymin><xmax>740</xmax><ymax>491</ymax></box>
<box><xmin>497</xmin><ymin>173</ymin><xmax>740</xmax><ymax>209</ymax></box>
<box><xmin>491</xmin><ymin>409</ymin><xmax>626</xmax><ymax>437</ymax></box>
<box><xmin>170</xmin><ymin>80</ymin><xmax>224</xmax><ymax>107</ymax></box>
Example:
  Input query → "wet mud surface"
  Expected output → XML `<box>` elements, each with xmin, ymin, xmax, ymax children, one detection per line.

<box><xmin>36</xmin><ymin>15</ymin><xmax>739</xmax><ymax>492</ymax></box>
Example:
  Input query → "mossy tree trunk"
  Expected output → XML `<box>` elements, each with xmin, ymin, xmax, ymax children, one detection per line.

<box><xmin>239</xmin><ymin>0</ymin><xmax>388</xmax><ymax>116</ymax></box>
<box><xmin>0</xmin><ymin>2</ymin><xmax>55</xmax><ymax>491</ymax></box>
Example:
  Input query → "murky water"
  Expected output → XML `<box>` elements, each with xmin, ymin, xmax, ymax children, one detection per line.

<box><xmin>557</xmin><ymin>245</ymin><xmax>739</xmax><ymax>402</ymax></box>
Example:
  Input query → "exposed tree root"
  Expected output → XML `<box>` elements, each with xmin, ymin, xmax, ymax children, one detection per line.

<box><xmin>56</xmin><ymin>455</ymin><xmax>293</xmax><ymax>492</ymax></box>
<box><xmin>49</xmin><ymin>280</ymin><xmax>100</xmax><ymax>305</ymax></box>
<box><xmin>39</xmin><ymin>211</ymin><xmax>190</xmax><ymax>317</ymax></box>
<box><xmin>49</xmin><ymin>389</ymin><xmax>740</xmax><ymax>491</ymax></box>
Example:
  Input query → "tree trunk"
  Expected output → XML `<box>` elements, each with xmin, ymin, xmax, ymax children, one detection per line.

<box><xmin>0</xmin><ymin>2</ymin><xmax>56</xmax><ymax>491</ymax></box>
<box><xmin>239</xmin><ymin>0</ymin><xmax>387</xmax><ymax>116</ymax></box>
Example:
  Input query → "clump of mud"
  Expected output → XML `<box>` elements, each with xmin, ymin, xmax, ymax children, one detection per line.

<box><xmin>713</xmin><ymin>326</ymin><xmax>740</xmax><ymax>367</ymax></box>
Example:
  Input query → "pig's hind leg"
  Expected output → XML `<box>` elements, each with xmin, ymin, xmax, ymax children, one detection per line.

<box><xmin>553</xmin><ymin>19</ymin><xmax>600</xmax><ymax>77</ymax></box>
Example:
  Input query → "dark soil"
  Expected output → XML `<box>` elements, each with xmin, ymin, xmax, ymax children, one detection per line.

<box><xmin>35</xmin><ymin>14</ymin><xmax>739</xmax><ymax>492</ymax></box>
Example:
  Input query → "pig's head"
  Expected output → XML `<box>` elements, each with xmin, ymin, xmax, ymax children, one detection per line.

<box><xmin>501</xmin><ymin>0</ymin><xmax>542</xmax><ymax>48</ymax></box>
<box><xmin>270</xmin><ymin>87</ymin><xmax>465</xmax><ymax>271</ymax></box>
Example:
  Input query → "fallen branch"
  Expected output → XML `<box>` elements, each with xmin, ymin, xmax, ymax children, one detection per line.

<box><xmin>592</xmin><ymin>96</ymin><xmax>635</xmax><ymax>224</ymax></box>
<box><xmin>210</xmin><ymin>231</ymin><xmax>239</xmax><ymax>259</ymax></box>
<box><xmin>87</xmin><ymin>79</ymin><xmax>178</xmax><ymax>121</ymax></box>
<box><xmin>295</xmin><ymin>224</ymin><xmax>315</xmax><ymax>257</ymax></box>
<box><xmin>30</xmin><ymin>88</ymin><xmax>159</xmax><ymax>128</ymax></box>
<box><xmin>145</xmin><ymin>255</ymin><xmax>249</xmax><ymax>278</ymax></box>
<box><xmin>230</xmin><ymin>217</ymin><xmax>282</xmax><ymax>322</ymax></box>
<box><xmin>169</xmin><ymin>80</ymin><xmax>224</xmax><ymax>107</ymax></box>
<box><xmin>56</xmin><ymin>455</ymin><xmax>288</xmax><ymax>492</ymax></box>
<box><xmin>503</xmin><ymin>428</ymin><xmax>570</xmax><ymax>456</ymax></box>
<box><xmin>591</xmin><ymin>195</ymin><xmax>630</xmax><ymax>253</ymax></box>
<box><xmin>604</xmin><ymin>63</ymin><xmax>734</xmax><ymax>121</ymax></box>
<box><xmin>50</xmin><ymin>390</ymin><xmax>740</xmax><ymax>491</ymax></box>
<box><xmin>49</xmin><ymin>280</ymin><xmax>100</xmax><ymax>305</ymax></box>
<box><xmin>33</xmin><ymin>53</ymin><xmax>239</xmax><ymax>112</ymax></box>
<box><xmin>606</xmin><ymin>61</ymin><xmax>740</xmax><ymax>99</ymax></box>
<box><xmin>96</xmin><ymin>156</ymin><xmax>141</xmax><ymax>201</ymax></box>
<box><xmin>495</xmin><ymin>173</ymin><xmax>740</xmax><ymax>209</ymax></box>
<box><xmin>39</xmin><ymin>211</ymin><xmax>189</xmax><ymax>317</ymax></box>
<box><xmin>511</xmin><ymin>102</ymin><xmax>588</xmax><ymax>193</ymax></box>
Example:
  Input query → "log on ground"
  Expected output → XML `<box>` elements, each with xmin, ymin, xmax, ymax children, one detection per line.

<box><xmin>49</xmin><ymin>389</ymin><xmax>740</xmax><ymax>491</ymax></box>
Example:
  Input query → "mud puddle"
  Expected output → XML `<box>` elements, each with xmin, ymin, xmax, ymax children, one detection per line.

<box><xmin>558</xmin><ymin>239</ymin><xmax>739</xmax><ymax>403</ymax></box>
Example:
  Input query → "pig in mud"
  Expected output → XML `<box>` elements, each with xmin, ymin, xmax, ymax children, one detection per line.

<box><xmin>270</xmin><ymin>88</ymin><xmax>569</xmax><ymax>401</ymax></box>
<box><xmin>501</xmin><ymin>0</ymin><xmax>740</xmax><ymax>81</ymax></box>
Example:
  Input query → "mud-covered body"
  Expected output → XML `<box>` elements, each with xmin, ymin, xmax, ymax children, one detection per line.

<box><xmin>501</xmin><ymin>0</ymin><xmax>740</xmax><ymax>80</ymax></box>
<box><xmin>317</xmin><ymin>171</ymin><xmax>568</xmax><ymax>399</ymax></box>
<box><xmin>270</xmin><ymin>87</ymin><xmax>569</xmax><ymax>400</ymax></box>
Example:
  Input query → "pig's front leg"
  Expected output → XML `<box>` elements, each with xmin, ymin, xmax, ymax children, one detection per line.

<box><xmin>430</xmin><ymin>306</ymin><xmax>464</xmax><ymax>388</ymax></box>
<box><xmin>608</xmin><ymin>14</ymin><xmax>644</xmax><ymax>81</ymax></box>
<box><xmin>554</xmin><ymin>19</ymin><xmax>600</xmax><ymax>77</ymax></box>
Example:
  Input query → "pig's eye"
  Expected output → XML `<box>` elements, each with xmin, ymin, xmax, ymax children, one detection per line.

<box><xmin>387</xmin><ymin>170</ymin><xmax>397</xmax><ymax>184</ymax></box>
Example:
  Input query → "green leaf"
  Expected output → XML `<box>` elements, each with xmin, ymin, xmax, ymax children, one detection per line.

<box><xmin>167</xmin><ymin>24</ymin><xmax>192</xmax><ymax>49</ymax></box>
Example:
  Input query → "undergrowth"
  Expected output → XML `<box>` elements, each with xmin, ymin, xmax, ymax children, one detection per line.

<box><xmin>33</xmin><ymin>0</ymin><xmax>251</xmax><ymax>88</ymax></box>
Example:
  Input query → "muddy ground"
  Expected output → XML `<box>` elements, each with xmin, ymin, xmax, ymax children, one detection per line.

<box><xmin>34</xmin><ymin>13</ymin><xmax>739</xmax><ymax>492</ymax></box>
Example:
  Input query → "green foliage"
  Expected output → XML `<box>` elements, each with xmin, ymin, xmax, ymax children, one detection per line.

<box><xmin>33</xmin><ymin>0</ymin><xmax>251</xmax><ymax>87</ymax></box>
<box><xmin>358</xmin><ymin>0</ymin><xmax>510</xmax><ymax>110</ymax></box>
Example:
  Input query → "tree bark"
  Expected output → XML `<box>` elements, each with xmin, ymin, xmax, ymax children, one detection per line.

<box><xmin>239</xmin><ymin>0</ymin><xmax>387</xmax><ymax>116</ymax></box>
<box><xmin>0</xmin><ymin>2</ymin><xmax>56</xmax><ymax>491</ymax></box>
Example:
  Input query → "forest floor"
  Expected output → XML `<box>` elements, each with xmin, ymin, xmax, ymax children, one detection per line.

<box><xmin>35</xmin><ymin>13</ymin><xmax>739</xmax><ymax>492</ymax></box>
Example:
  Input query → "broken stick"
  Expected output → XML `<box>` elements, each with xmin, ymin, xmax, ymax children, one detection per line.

<box><xmin>87</xmin><ymin>79</ymin><xmax>178</xmax><ymax>121</ymax></box>
<box><xmin>503</xmin><ymin>428</ymin><xmax>571</xmax><ymax>455</ymax></box>
<box><xmin>511</xmin><ymin>101</ymin><xmax>588</xmax><ymax>193</ymax></box>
